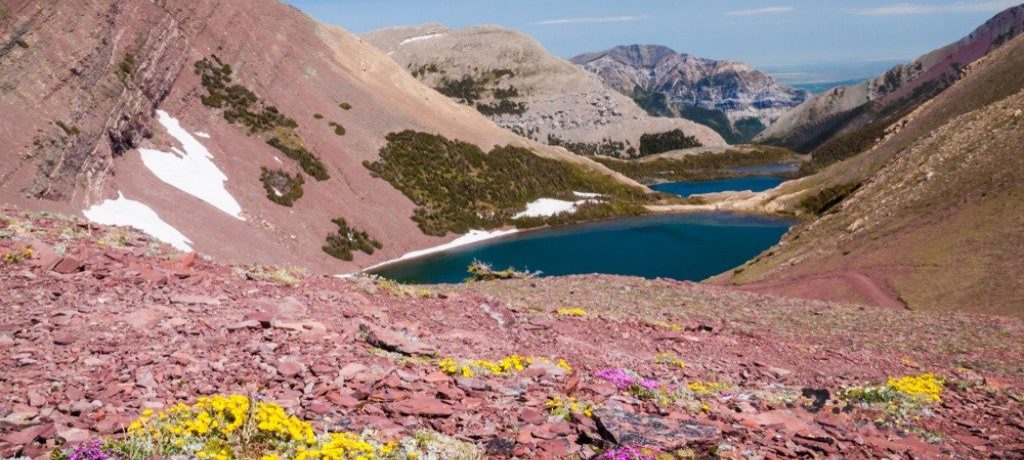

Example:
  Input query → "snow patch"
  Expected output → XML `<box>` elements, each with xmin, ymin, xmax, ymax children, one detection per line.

<box><xmin>83</xmin><ymin>192</ymin><xmax>193</xmax><ymax>252</ymax></box>
<box><xmin>139</xmin><ymin>111</ymin><xmax>245</xmax><ymax>220</ymax></box>
<box><xmin>194</xmin><ymin>131</ymin><xmax>210</xmax><ymax>139</ymax></box>
<box><xmin>513</xmin><ymin>199</ymin><xmax>579</xmax><ymax>219</ymax></box>
<box><xmin>273</xmin><ymin>156</ymin><xmax>283</xmax><ymax>165</ymax></box>
<box><xmin>399</xmin><ymin>33</ymin><xmax>444</xmax><ymax>46</ymax></box>
<box><xmin>573</xmin><ymin>191</ymin><xmax>602</xmax><ymax>198</ymax></box>
<box><xmin>355</xmin><ymin>229</ymin><xmax>519</xmax><ymax>275</ymax></box>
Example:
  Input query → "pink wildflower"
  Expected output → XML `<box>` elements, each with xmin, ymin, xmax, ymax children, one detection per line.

<box><xmin>595</xmin><ymin>368</ymin><xmax>635</xmax><ymax>390</ymax></box>
<box><xmin>638</xmin><ymin>378</ymin><xmax>660</xmax><ymax>390</ymax></box>
<box><xmin>599</xmin><ymin>444</ymin><xmax>657</xmax><ymax>460</ymax></box>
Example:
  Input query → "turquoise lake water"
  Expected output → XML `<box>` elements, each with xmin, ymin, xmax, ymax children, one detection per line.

<box><xmin>372</xmin><ymin>213</ymin><xmax>793</xmax><ymax>284</ymax></box>
<box><xmin>650</xmin><ymin>175</ymin><xmax>786</xmax><ymax>197</ymax></box>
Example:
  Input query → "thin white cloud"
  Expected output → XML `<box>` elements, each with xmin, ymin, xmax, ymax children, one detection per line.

<box><xmin>850</xmin><ymin>1</ymin><xmax>1020</xmax><ymax>15</ymax></box>
<box><xmin>725</xmin><ymin>6</ymin><xmax>794</xmax><ymax>16</ymax></box>
<box><xmin>531</xmin><ymin>16</ymin><xmax>646</xmax><ymax>25</ymax></box>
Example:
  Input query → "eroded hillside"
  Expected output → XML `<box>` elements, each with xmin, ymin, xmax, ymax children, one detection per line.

<box><xmin>713</xmin><ymin>34</ymin><xmax>1024</xmax><ymax>317</ymax></box>
<box><xmin>0</xmin><ymin>0</ymin><xmax>644</xmax><ymax>273</ymax></box>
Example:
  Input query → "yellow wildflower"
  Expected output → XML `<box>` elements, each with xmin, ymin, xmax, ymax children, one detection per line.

<box><xmin>556</xmin><ymin>308</ymin><xmax>586</xmax><ymax>317</ymax></box>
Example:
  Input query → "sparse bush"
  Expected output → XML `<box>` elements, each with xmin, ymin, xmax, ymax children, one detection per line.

<box><xmin>116</xmin><ymin>53</ymin><xmax>136</xmax><ymax>84</ymax></box>
<box><xmin>639</xmin><ymin>129</ymin><xmax>702</xmax><ymax>156</ymax></box>
<box><xmin>328</xmin><ymin>121</ymin><xmax>346</xmax><ymax>136</ymax></box>
<box><xmin>313</xmin><ymin>113</ymin><xmax>323</xmax><ymax>119</ymax></box>
<box><xmin>260</xmin><ymin>167</ymin><xmax>304</xmax><ymax>206</ymax></box>
<box><xmin>266</xmin><ymin>135</ymin><xmax>329</xmax><ymax>181</ymax></box>
<box><xmin>466</xmin><ymin>261</ymin><xmax>536</xmax><ymax>281</ymax></box>
<box><xmin>797</xmin><ymin>182</ymin><xmax>861</xmax><ymax>215</ymax></box>
<box><xmin>339</xmin><ymin>102</ymin><xmax>352</xmax><ymax>110</ymax></box>
<box><xmin>547</xmin><ymin>134</ymin><xmax>626</xmax><ymax>157</ymax></box>
<box><xmin>595</xmin><ymin>146</ymin><xmax>798</xmax><ymax>184</ymax></box>
<box><xmin>55</xmin><ymin>120</ymin><xmax>80</xmax><ymax>136</ymax></box>
<box><xmin>15</xmin><ymin>38</ymin><xmax>28</xmax><ymax>48</ymax></box>
<box><xmin>322</xmin><ymin>217</ymin><xmax>382</xmax><ymax>261</ymax></box>
<box><xmin>474</xmin><ymin>100</ymin><xmax>527</xmax><ymax>116</ymax></box>
<box><xmin>194</xmin><ymin>56</ymin><xmax>329</xmax><ymax>180</ymax></box>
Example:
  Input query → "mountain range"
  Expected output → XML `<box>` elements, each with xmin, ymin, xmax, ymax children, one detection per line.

<box><xmin>572</xmin><ymin>45</ymin><xmax>809</xmax><ymax>143</ymax></box>
<box><xmin>362</xmin><ymin>24</ymin><xmax>727</xmax><ymax>157</ymax></box>
<box><xmin>759</xmin><ymin>4</ymin><xmax>1024</xmax><ymax>169</ymax></box>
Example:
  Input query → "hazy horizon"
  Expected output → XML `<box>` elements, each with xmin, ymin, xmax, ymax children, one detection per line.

<box><xmin>285</xmin><ymin>0</ymin><xmax>1021</xmax><ymax>81</ymax></box>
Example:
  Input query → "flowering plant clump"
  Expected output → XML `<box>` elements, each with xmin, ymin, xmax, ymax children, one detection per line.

<box><xmin>654</xmin><ymin>353</ymin><xmax>686</xmax><ymax>370</ymax></box>
<box><xmin>556</xmin><ymin>308</ymin><xmax>587</xmax><ymax>317</ymax></box>
<box><xmin>62</xmin><ymin>440</ymin><xmax>121</xmax><ymax>460</ymax></box>
<box><xmin>686</xmin><ymin>380</ymin><xmax>729</xmax><ymax>395</ymax></box>
<box><xmin>545</xmin><ymin>396</ymin><xmax>597</xmax><ymax>420</ymax></box>
<box><xmin>52</xmin><ymin>395</ymin><xmax>481</xmax><ymax>460</ymax></box>
<box><xmin>839</xmin><ymin>373</ymin><xmax>945</xmax><ymax>425</ymax></box>
<box><xmin>439</xmin><ymin>355</ymin><xmax>572</xmax><ymax>378</ymax></box>
<box><xmin>594</xmin><ymin>368</ymin><xmax>662</xmax><ymax>400</ymax></box>
<box><xmin>598</xmin><ymin>444</ymin><xmax>659</xmax><ymax>460</ymax></box>
<box><xmin>1</xmin><ymin>246</ymin><xmax>33</xmax><ymax>264</ymax></box>
<box><xmin>886</xmin><ymin>373</ymin><xmax>944</xmax><ymax>403</ymax></box>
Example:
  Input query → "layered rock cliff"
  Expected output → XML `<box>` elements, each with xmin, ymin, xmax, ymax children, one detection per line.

<box><xmin>572</xmin><ymin>45</ymin><xmax>808</xmax><ymax>143</ymax></box>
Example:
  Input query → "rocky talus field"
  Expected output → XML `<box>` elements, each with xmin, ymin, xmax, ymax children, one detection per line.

<box><xmin>1</xmin><ymin>209</ymin><xmax>1022</xmax><ymax>459</ymax></box>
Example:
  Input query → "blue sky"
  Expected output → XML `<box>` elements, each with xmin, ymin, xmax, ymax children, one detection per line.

<box><xmin>285</xmin><ymin>1</ymin><xmax>1021</xmax><ymax>80</ymax></box>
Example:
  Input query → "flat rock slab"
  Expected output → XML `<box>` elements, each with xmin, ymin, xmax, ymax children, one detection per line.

<box><xmin>359</xmin><ymin>323</ymin><xmax>435</xmax><ymax>357</ymax></box>
<box><xmin>594</xmin><ymin>408</ymin><xmax>720</xmax><ymax>450</ymax></box>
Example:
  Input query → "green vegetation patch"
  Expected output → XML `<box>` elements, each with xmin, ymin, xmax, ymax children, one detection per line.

<box><xmin>547</xmin><ymin>134</ymin><xmax>630</xmax><ymax>157</ymax></box>
<box><xmin>322</xmin><ymin>217</ymin><xmax>382</xmax><ymax>261</ymax></box>
<box><xmin>364</xmin><ymin>130</ymin><xmax>651</xmax><ymax>236</ymax></box>
<box><xmin>116</xmin><ymin>54</ymin><xmax>136</xmax><ymax>85</ymax></box>
<box><xmin>797</xmin><ymin>182</ymin><xmax>861</xmax><ymax>215</ymax></box>
<box><xmin>55</xmin><ymin>120</ymin><xmax>80</xmax><ymax>137</ymax></box>
<box><xmin>194</xmin><ymin>56</ymin><xmax>329</xmax><ymax>181</ymax></box>
<box><xmin>639</xmin><ymin>129</ymin><xmax>702</xmax><ymax>156</ymax></box>
<box><xmin>596</xmin><ymin>146</ymin><xmax>797</xmax><ymax>184</ymax></box>
<box><xmin>260</xmin><ymin>167</ymin><xmax>304</xmax><ymax>207</ymax></box>
<box><xmin>429</xmin><ymin>68</ymin><xmax>528</xmax><ymax>116</ymax></box>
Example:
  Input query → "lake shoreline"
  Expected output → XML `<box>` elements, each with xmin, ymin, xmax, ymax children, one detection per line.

<box><xmin>367</xmin><ymin>211</ymin><xmax>797</xmax><ymax>284</ymax></box>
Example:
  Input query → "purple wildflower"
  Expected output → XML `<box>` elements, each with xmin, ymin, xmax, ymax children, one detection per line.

<box><xmin>595</xmin><ymin>368</ymin><xmax>635</xmax><ymax>390</ymax></box>
<box><xmin>67</xmin><ymin>440</ymin><xmax>119</xmax><ymax>460</ymax></box>
<box><xmin>638</xmin><ymin>378</ymin><xmax>660</xmax><ymax>390</ymax></box>
<box><xmin>598</xmin><ymin>444</ymin><xmax>657</xmax><ymax>460</ymax></box>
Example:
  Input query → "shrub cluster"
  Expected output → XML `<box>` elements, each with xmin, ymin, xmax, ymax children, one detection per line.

<box><xmin>260</xmin><ymin>167</ymin><xmax>304</xmax><ymax>206</ymax></box>
<box><xmin>796</xmin><ymin>182</ymin><xmax>861</xmax><ymax>215</ymax></box>
<box><xmin>363</xmin><ymin>131</ymin><xmax>651</xmax><ymax>236</ymax></box>
<box><xmin>194</xmin><ymin>56</ymin><xmax>329</xmax><ymax>181</ymax></box>
<box><xmin>547</xmin><ymin>134</ymin><xmax>629</xmax><ymax>157</ymax></box>
<box><xmin>266</xmin><ymin>134</ymin><xmax>329</xmax><ymax>181</ymax></box>
<box><xmin>322</xmin><ymin>217</ymin><xmax>382</xmax><ymax>261</ymax></box>
<box><xmin>466</xmin><ymin>261</ymin><xmax>536</xmax><ymax>282</ymax></box>
<box><xmin>595</xmin><ymin>146</ymin><xmax>798</xmax><ymax>184</ymax></box>
<box><xmin>639</xmin><ymin>129</ymin><xmax>702</xmax><ymax>156</ymax></box>
<box><xmin>431</xmin><ymin>69</ymin><xmax>529</xmax><ymax>116</ymax></box>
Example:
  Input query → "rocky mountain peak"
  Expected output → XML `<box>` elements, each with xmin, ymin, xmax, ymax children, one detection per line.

<box><xmin>572</xmin><ymin>44</ymin><xmax>807</xmax><ymax>143</ymax></box>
